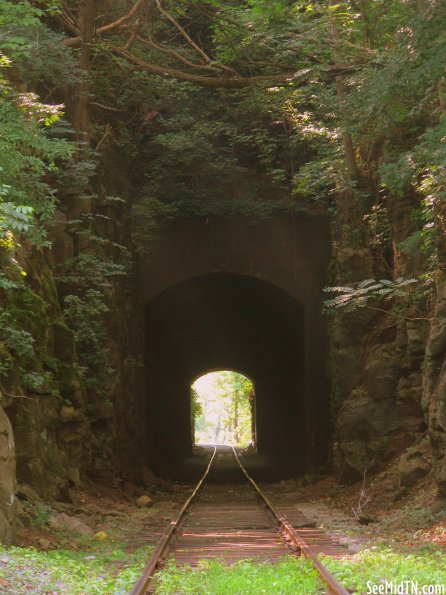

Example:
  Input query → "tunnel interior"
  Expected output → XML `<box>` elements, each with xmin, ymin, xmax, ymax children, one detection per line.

<box><xmin>145</xmin><ymin>272</ymin><xmax>326</xmax><ymax>480</ymax></box>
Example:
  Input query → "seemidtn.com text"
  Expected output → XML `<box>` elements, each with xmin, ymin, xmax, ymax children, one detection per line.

<box><xmin>367</xmin><ymin>582</ymin><xmax>445</xmax><ymax>595</ymax></box>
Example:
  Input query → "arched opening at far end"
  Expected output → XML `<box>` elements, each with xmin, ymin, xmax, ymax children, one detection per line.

<box><xmin>191</xmin><ymin>371</ymin><xmax>256</xmax><ymax>449</ymax></box>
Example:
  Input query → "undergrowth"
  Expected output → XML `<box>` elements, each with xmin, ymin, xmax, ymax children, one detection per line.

<box><xmin>1</xmin><ymin>545</ymin><xmax>445</xmax><ymax>594</ymax></box>
<box><xmin>0</xmin><ymin>543</ymin><xmax>152</xmax><ymax>594</ymax></box>
<box><xmin>322</xmin><ymin>547</ymin><xmax>446</xmax><ymax>594</ymax></box>
<box><xmin>154</xmin><ymin>558</ymin><xmax>323</xmax><ymax>594</ymax></box>
<box><xmin>153</xmin><ymin>549</ymin><xmax>446</xmax><ymax>595</ymax></box>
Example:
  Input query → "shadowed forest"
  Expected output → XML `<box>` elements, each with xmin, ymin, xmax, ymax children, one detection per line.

<box><xmin>1</xmin><ymin>1</ymin><xmax>446</xmax><ymax>593</ymax></box>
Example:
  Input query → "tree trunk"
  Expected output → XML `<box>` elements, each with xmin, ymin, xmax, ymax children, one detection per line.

<box><xmin>328</xmin><ymin>0</ymin><xmax>360</xmax><ymax>183</ymax></box>
<box><xmin>250</xmin><ymin>387</ymin><xmax>256</xmax><ymax>447</ymax></box>
<box><xmin>73</xmin><ymin>0</ymin><xmax>97</xmax><ymax>143</ymax></box>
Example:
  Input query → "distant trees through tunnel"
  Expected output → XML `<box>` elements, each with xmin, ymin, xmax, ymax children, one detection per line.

<box><xmin>191</xmin><ymin>371</ymin><xmax>255</xmax><ymax>448</ymax></box>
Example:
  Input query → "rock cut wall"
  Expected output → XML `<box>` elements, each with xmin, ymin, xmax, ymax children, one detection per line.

<box><xmin>328</xmin><ymin>188</ymin><xmax>445</xmax><ymax>504</ymax></box>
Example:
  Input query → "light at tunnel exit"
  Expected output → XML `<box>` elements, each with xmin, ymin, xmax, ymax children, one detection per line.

<box><xmin>191</xmin><ymin>371</ymin><xmax>256</xmax><ymax>448</ymax></box>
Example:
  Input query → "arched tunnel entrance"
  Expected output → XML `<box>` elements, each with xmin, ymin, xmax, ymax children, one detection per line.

<box><xmin>144</xmin><ymin>272</ymin><xmax>329</xmax><ymax>480</ymax></box>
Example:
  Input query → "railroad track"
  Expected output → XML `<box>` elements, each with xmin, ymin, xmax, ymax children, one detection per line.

<box><xmin>131</xmin><ymin>446</ymin><xmax>350</xmax><ymax>594</ymax></box>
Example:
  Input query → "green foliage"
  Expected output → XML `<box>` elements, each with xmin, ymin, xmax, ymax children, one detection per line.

<box><xmin>379</xmin><ymin>114</ymin><xmax>446</xmax><ymax>275</ymax></box>
<box><xmin>15</xmin><ymin>26</ymin><xmax>79</xmax><ymax>87</ymax></box>
<box><xmin>0</xmin><ymin>1</ymin><xmax>76</xmax><ymax>253</ymax></box>
<box><xmin>128</xmin><ymin>74</ymin><xmax>322</xmax><ymax>253</ymax></box>
<box><xmin>190</xmin><ymin>388</ymin><xmax>203</xmax><ymax>426</ymax></box>
<box><xmin>62</xmin><ymin>289</ymin><xmax>110</xmax><ymax>390</ymax></box>
<box><xmin>193</xmin><ymin>371</ymin><xmax>254</xmax><ymax>447</ymax></box>
<box><xmin>130</xmin><ymin>196</ymin><xmax>172</xmax><ymax>256</ymax></box>
<box><xmin>59</xmin><ymin>254</ymin><xmax>127</xmax><ymax>289</ymax></box>
<box><xmin>59</xmin><ymin>255</ymin><xmax>127</xmax><ymax>398</ymax></box>
<box><xmin>324</xmin><ymin>278</ymin><xmax>418</xmax><ymax>312</ymax></box>
<box><xmin>0</xmin><ymin>274</ymin><xmax>60</xmax><ymax>393</ymax></box>
<box><xmin>292</xmin><ymin>147</ymin><xmax>344</xmax><ymax>203</ymax></box>
<box><xmin>0</xmin><ymin>1</ymin><xmax>44</xmax><ymax>58</ymax></box>
<box><xmin>0</xmin><ymin>71</ymin><xmax>73</xmax><ymax>247</ymax></box>
<box><xmin>0</xmin><ymin>199</ymin><xmax>34</xmax><ymax>238</ymax></box>
<box><xmin>0</xmin><ymin>310</ymin><xmax>35</xmax><ymax>361</ymax></box>
<box><xmin>379</xmin><ymin>116</ymin><xmax>446</xmax><ymax>208</ymax></box>
<box><xmin>0</xmin><ymin>543</ymin><xmax>153</xmax><ymax>594</ymax></box>
<box><xmin>415</xmin><ymin>117</ymin><xmax>446</xmax><ymax>204</ymax></box>
<box><xmin>30</xmin><ymin>504</ymin><xmax>52</xmax><ymax>529</ymax></box>
<box><xmin>1</xmin><ymin>0</ymin><xmax>445</xmax><ymax>412</ymax></box>
<box><xmin>322</xmin><ymin>547</ymin><xmax>446</xmax><ymax>595</ymax></box>
<box><xmin>362</xmin><ymin>204</ymin><xmax>392</xmax><ymax>253</ymax></box>
<box><xmin>379</xmin><ymin>154</ymin><xmax>416</xmax><ymax>199</ymax></box>
<box><xmin>155</xmin><ymin>558</ymin><xmax>323</xmax><ymax>594</ymax></box>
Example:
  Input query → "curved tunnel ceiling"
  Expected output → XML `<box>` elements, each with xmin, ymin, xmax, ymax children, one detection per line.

<box><xmin>143</xmin><ymin>272</ymin><xmax>330</xmax><ymax>479</ymax></box>
<box><xmin>146</xmin><ymin>273</ymin><xmax>304</xmax><ymax>377</ymax></box>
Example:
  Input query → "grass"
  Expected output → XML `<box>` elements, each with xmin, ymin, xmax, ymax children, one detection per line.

<box><xmin>154</xmin><ymin>557</ymin><xmax>324</xmax><ymax>594</ymax></box>
<box><xmin>154</xmin><ymin>548</ymin><xmax>446</xmax><ymax>595</ymax></box>
<box><xmin>322</xmin><ymin>547</ymin><xmax>446</xmax><ymax>594</ymax></box>
<box><xmin>0</xmin><ymin>542</ymin><xmax>153</xmax><ymax>594</ymax></box>
<box><xmin>2</xmin><ymin>541</ymin><xmax>445</xmax><ymax>594</ymax></box>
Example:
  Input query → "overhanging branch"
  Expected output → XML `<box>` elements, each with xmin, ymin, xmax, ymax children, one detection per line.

<box><xmin>113</xmin><ymin>47</ymin><xmax>295</xmax><ymax>87</ymax></box>
<box><xmin>64</xmin><ymin>0</ymin><xmax>146</xmax><ymax>47</ymax></box>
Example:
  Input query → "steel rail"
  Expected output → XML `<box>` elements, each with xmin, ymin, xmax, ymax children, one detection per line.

<box><xmin>231</xmin><ymin>446</ymin><xmax>350</xmax><ymax>595</ymax></box>
<box><xmin>130</xmin><ymin>446</ymin><xmax>217</xmax><ymax>595</ymax></box>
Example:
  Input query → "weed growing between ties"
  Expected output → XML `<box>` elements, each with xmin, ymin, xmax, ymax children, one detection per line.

<box><xmin>154</xmin><ymin>557</ymin><xmax>324</xmax><ymax>594</ymax></box>
<box><xmin>0</xmin><ymin>543</ymin><xmax>153</xmax><ymax>594</ymax></box>
<box><xmin>322</xmin><ymin>548</ymin><xmax>446</xmax><ymax>594</ymax></box>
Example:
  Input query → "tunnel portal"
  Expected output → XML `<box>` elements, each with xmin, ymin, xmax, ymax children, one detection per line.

<box><xmin>145</xmin><ymin>273</ymin><xmax>309</xmax><ymax>478</ymax></box>
<box><xmin>141</xmin><ymin>214</ymin><xmax>331</xmax><ymax>480</ymax></box>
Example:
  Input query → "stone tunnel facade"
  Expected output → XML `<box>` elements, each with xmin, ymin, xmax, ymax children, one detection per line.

<box><xmin>139</xmin><ymin>214</ymin><xmax>331</xmax><ymax>478</ymax></box>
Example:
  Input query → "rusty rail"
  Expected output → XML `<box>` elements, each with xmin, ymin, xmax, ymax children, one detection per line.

<box><xmin>131</xmin><ymin>445</ymin><xmax>349</xmax><ymax>595</ymax></box>
<box><xmin>130</xmin><ymin>446</ymin><xmax>217</xmax><ymax>595</ymax></box>
<box><xmin>231</xmin><ymin>447</ymin><xmax>350</xmax><ymax>595</ymax></box>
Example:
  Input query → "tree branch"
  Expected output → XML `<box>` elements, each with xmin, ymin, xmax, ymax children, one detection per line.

<box><xmin>112</xmin><ymin>46</ymin><xmax>295</xmax><ymax>88</ymax></box>
<box><xmin>62</xmin><ymin>1</ymin><xmax>310</xmax><ymax>88</ymax></box>
<box><xmin>365</xmin><ymin>304</ymin><xmax>430</xmax><ymax>322</ymax></box>
<box><xmin>64</xmin><ymin>0</ymin><xmax>145</xmax><ymax>47</ymax></box>
<box><xmin>137</xmin><ymin>32</ymin><xmax>242</xmax><ymax>78</ymax></box>
<box><xmin>95</xmin><ymin>123</ymin><xmax>112</xmax><ymax>150</ymax></box>
<box><xmin>135</xmin><ymin>33</ymin><xmax>221</xmax><ymax>72</ymax></box>
<box><xmin>0</xmin><ymin>382</ymin><xmax>32</xmax><ymax>400</ymax></box>
<box><xmin>154</xmin><ymin>0</ymin><xmax>210</xmax><ymax>64</ymax></box>
<box><xmin>98</xmin><ymin>0</ymin><xmax>145</xmax><ymax>35</ymax></box>
<box><xmin>90</xmin><ymin>101</ymin><xmax>123</xmax><ymax>111</ymax></box>
<box><xmin>59</xmin><ymin>3</ymin><xmax>80</xmax><ymax>35</ymax></box>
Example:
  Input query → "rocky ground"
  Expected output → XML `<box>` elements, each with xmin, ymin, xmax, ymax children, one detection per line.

<box><xmin>262</xmin><ymin>440</ymin><xmax>446</xmax><ymax>553</ymax></box>
<box><xmin>15</xmin><ymin>476</ymin><xmax>191</xmax><ymax>555</ymax></box>
<box><xmin>15</xmin><ymin>441</ymin><xmax>445</xmax><ymax>556</ymax></box>
<box><xmin>0</xmin><ymin>475</ymin><xmax>192</xmax><ymax>593</ymax></box>
<box><xmin>5</xmin><ymin>443</ymin><xmax>444</xmax><ymax>593</ymax></box>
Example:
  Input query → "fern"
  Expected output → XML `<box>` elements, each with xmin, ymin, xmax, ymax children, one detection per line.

<box><xmin>324</xmin><ymin>277</ymin><xmax>418</xmax><ymax>312</ymax></box>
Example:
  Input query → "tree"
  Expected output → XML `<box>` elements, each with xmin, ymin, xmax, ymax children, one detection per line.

<box><xmin>59</xmin><ymin>0</ymin><xmax>295</xmax><ymax>87</ymax></box>
<box><xmin>193</xmin><ymin>371</ymin><xmax>253</xmax><ymax>447</ymax></box>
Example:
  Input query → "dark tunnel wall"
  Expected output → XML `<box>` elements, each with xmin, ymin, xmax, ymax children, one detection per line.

<box><xmin>145</xmin><ymin>273</ymin><xmax>309</xmax><ymax>477</ymax></box>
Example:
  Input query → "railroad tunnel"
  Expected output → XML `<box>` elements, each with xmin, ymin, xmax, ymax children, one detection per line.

<box><xmin>140</xmin><ymin>214</ymin><xmax>331</xmax><ymax>480</ymax></box>
<box><xmin>144</xmin><ymin>272</ymin><xmax>326</xmax><ymax>479</ymax></box>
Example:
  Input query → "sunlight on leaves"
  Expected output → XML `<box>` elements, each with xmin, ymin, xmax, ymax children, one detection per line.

<box><xmin>192</xmin><ymin>371</ymin><xmax>255</xmax><ymax>448</ymax></box>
